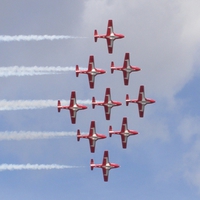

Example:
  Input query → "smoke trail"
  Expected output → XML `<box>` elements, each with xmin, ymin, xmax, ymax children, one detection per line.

<box><xmin>0</xmin><ymin>131</ymin><xmax>80</xmax><ymax>140</ymax></box>
<box><xmin>0</xmin><ymin>35</ymin><xmax>86</xmax><ymax>42</ymax></box>
<box><xmin>0</xmin><ymin>99</ymin><xmax>92</xmax><ymax>111</ymax></box>
<box><xmin>0</xmin><ymin>66</ymin><xmax>87</xmax><ymax>77</ymax></box>
<box><xmin>0</xmin><ymin>164</ymin><xmax>82</xmax><ymax>171</ymax></box>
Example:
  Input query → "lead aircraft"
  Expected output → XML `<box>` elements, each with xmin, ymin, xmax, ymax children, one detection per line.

<box><xmin>76</xmin><ymin>55</ymin><xmax>106</xmax><ymax>89</ymax></box>
<box><xmin>109</xmin><ymin>117</ymin><xmax>138</xmax><ymax>149</ymax></box>
<box><xmin>57</xmin><ymin>91</ymin><xmax>87</xmax><ymax>124</ymax></box>
<box><xmin>126</xmin><ymin>85</ymin><xmax>155</xmax><ymax>117</ymax></box>
<box><xmin>111</xmin><ymin>53</ymin><xmax>141</xmax><ymax>85</ymax></box>
<box><xmin>94</xmin><ymin>19</ymin><xmax>124</xmax><ymax>54</ymax></box>
<box><xmin>92</xmin><ymin>88</ymin><xmax>122</xmax><ymax>120</ymax></box>
<box><xmin>77</xmin><ymin>121</ymin><xmax>106</xmax><ymax>153</ymax></box>
<box><xmin>90</xmin><ymin>150</ymin><xmax>119</xmax><ymax>182</ymax></box>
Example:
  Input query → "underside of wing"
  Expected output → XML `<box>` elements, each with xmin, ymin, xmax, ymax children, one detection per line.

<box><xmin>123</xmin><ymin>71</ymin><xmax>129</xmax><ymax>85</ymax></box>
<box><xmin>107</xmin><ymin>20</ymin><xmax>113</xmax><ymax>35</ymax></box>
<box><xmin>138</xmin><ymin>85</ymin><xmax>145</xmax><ymax>101</ymax></box>
<box><xmin>104</xmin><ymin>106</ymin><xmax>111</xmax><ymax>120</ymax></box>
<box><xmin>70</xmin><ymin>110</ymin><xmax>76</xmax><ymax>124</ymax></box>
<box><xmin>106</xmin><ymin>39</ymin><xmax>113</xmax><ymax>54</ymax></box>
<box><xmin>138</xmin><ymin>104</ymin><xmax>144</xmax><ymax>118</ymax></box>
<box><xmin>121</xmin><ymin>135</ymin><xmax>127</xmax><ymax>149</ymax></box>
<box><xmin>88</xmin><ymin>74</ymin><xmax>95</xmax><ymax>89</ymax></box>
<box><xmin>89</xmin><ymin>139</ymin><xmax>95</xmax><ymax>153</ymax></box>
<box><xmin>102</xmin><ymin>168</ymin><xmax>109</xmax><ymax>182</ymax></box>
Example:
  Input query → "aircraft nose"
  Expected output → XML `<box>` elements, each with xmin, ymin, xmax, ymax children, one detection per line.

<box><xmin>83</xmin><ymin>105</ymin><xmax>88</xmax><ymax>109</ymax></box>
<box><xmin>136</xmin><ymin>67</ymin><xmax>141</xmax><ymax>71</ymax></box>
<box><xmin>121</xmin><ymin>34</ymin><xmax>125</xmax><ymax>38</ymax></box>
<box><xmin>118</xmin><ymin>102</ymin><xmax>122</xmax><ymax>106</ymax></box>
<box><xmin>115</xmin><ymin>164</ymin><xmax>120</xmax><ymax>168</ymax></box>
<box><xmin>151</xmin><ymin>99</ymin><xmax>156</xmax><ymax>103</ymax></box>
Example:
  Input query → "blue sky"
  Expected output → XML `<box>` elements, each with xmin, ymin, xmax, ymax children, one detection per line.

<box><xmin>0</xmin><ymin>0</ymin><xmax>200</xmax><ymax>199</ymax></box>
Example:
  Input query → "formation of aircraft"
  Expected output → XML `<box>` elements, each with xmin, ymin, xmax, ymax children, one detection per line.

<box><xmin>92</xmin><ymin>88</ymin><xmax>122</xmax><ymax>120</ymax></box>
<box><xmin>77</xmin><ymin>121</ymin><xmax>107</xmax><ymax>153</ymax></box>
<box><xmin>90</xmin><ymin>150</ymin><xmax>119</xmax><ymax>182</ymax></box>
<box><xmin>126</xmin><ymin>85</ymin><xmax>156</xmax><ymax>117</ymax></box>
<box><xmin>111</xmin><ymin>53</ymin><xmax>141</xmax><ymax>85</ymax></box>
<box><xmin>57</xmin><ymin>91</ymin><xmax>87</xmax><ymax>124</ymax></box>
<box><xmin>109</xmin><ymin>117</ymin><xmax>138</xmax><ymax>149</ymax></box>
<box><xmin>56</xmin><ymin>20</ymin><xmax>155</xmax><ymax>182</ymax></box>
<box><xmin>76</xmin><ymin>55</ymin><xmax>106</xmax><ymax>89</ymax></box>
<box><xmin>94</xmin><ymin>19</ymin><xmax>124</xmax><ymax>54</ymax></box>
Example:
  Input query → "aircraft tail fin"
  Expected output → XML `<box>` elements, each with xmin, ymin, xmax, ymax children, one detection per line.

<box><xmin>94</xmin><ymin>30</ymin><xmax>98</xmax><ymax>42</ymax></box>
<box><xmin>109</xmin><ymin>126</ymin><xmax>112</xmax><ymax>137</ymax></box>
<box><xmin>111</xmin><ymin>61</ymin><xmax>114</xmax><ymax>73</ymax></box>
<box><xmin>75</xmin><ymin>65</ymin><xmax>79</xmax><ymax>77</ymax></box>
<box><xmin>126</xmin><ymin>94</ymin><xmax>130</xmax><ymax>106</ymax></box>
<box><xmin>90</xmin><ymin>159</ymin><xmax>94</xmax><ymax>170</ymax></box>
<box><xmin>57</xmin><ymin>100</ymin><xmax>61</xmax><ymax>112</ymax></box>
<box><xmin>77</xmin><ymin>129</ymin><xmax>80</xmax><ymax>141</ymax></box>
<box><xmin>92</xmin><ymin>97</ymin><xmax>96</xmax><ymax>109</ymax></box>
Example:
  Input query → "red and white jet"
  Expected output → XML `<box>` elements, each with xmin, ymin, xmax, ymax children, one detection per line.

<box><xmin>109</xmin><ymin>117</ymin><xmax>138</xmax><ymax>149</ymax></box>
<box><xmin>76</xmin><ymin>55</ymin><xmax>106</xmax><ymax>89</ymax></box>
<box><xmin>126</xmin><ymin>85</ymin><xmax>155</xmax><ymax>117</ymax></box>
<box><xmin>90</xmin><ymin>150</ymin><xmax>120</xmax><ymax>182</ymax></box>
<box><xmin>57</xmin><ymin>91</ymin><xmax>87</xmax><ymax>124</ymax></box>
<box><xmin>94</xmin><ymin>19</ymin><xmax>124</xmax><ymax>54</ymax></box>
<box><xmin>77</xmin><ymin>121</ymin><xmax>107</xmax><ymax>153</ymax></box>
<box><xmin>92</xmin><ymin>88</ymin><xmax>122</xmax><ymax>120</ymax></box>
<box><xmin>111</xmin><ymin>53</ymin><xmax>141</xmax><ymax>85</ymax></box>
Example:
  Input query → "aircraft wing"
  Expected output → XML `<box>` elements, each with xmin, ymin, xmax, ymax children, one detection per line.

<box><xmin>87</xmin><ymin>74</ymin><xmax>95</xmax><ymax>89</ymax></box>
<box><xmin>104</xmin><ymin>88</ymin><xmax>111</xmax><ymax>102</ymax></box>
<box><xmin>88</xmin><ymin>55</ymin><xmax>95</xmax><ymax>71</ymax></box>
<box><xmin>138</xmin><ymin>85</ymin><xmax>145</xmax><ymax>101</ymax></box>
<box><xmin>106</xmin><ymin>20</ymin><xmax>113</xmax><ymax>35</ymax></box>
<box><xmin>104</xmin><ymin>106</ymin><xmax>111</xmax><ymax>120</ymax></box>
<box><xmin>70</xmin><ymin>91</ymin><xmax>76</xmax><ymax>107</ymax></box>
<box><xmin>121</xmin><ymin>117</ymin><xmax>127</xmax><ymax>132</ymax></box>
<box><xmin>122</xmin><ymin>53</ymin><xmax>130</xmax><ymax>85</ymax></box>
<box><xmin>102</xmin><ymin>168</ymin><xmax>109</xmax><ymax>182</ymax></box>
<box><xmin>123</xmin><ymin>53</ymin><xmax>130</xmax><ymax>68</ymax></box>
<box><xmin>89</xmin><ymin>139</ymin><xmax>96</xmax><ymax>153</ymax></box>
<box><xmin>121</xmin><ymin>135</ymin><xmax>127</xmax><ymax>149</ymax></box>
<box><xmin>106</xmin><ymin>39</ymin><xmax>113</xmax><ymax>54</ymax></box>
<box><xmin>138</xmin><ymin>103</ymin><xmax>145</xmax><ymax>118</ymax></box>
<box><xmin>123</xmin><ymin>71</ymin><xmax>129</xmax><ymax>85</ymax></box>
<box><xmin>69</xmin><ymin>109</ymin><xmax>76</xmax><ymax>124</ymax></box>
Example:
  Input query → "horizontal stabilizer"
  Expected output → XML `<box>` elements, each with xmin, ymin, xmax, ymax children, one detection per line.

<box><xmin>92</xmin><ymin>97</ymin><xmax>96</xmax><ymax>109</ymax></box>
<box><xmin>90</xmin><ymin>159</ymin><xmax>94</xmax><ymax>170</ymax></box>
<box><xmin>126</xmin><ymin>94</ymin><xmax>129</xmax><ymax>106</ymax></box>
<box><xmin>111</xmin><ymin>61</ymin><xmax>114</xmax><ymax>74</ymax></box>
<box><xmin>109</xmin><ymin>126</ymin><xmax>112</xmax><ymax>137</ymax></box>
<box><xmin>57</xmin><ymin>100</ymin><xmax>61</xmax><ymax>112</ymax></box>
<box><xmin>77</xmin><ymin>129</ymin><xmax>80</xmax><ymax>141</ymax></box>
<box><xmin>75</xmin><ymin>65</ymin><xmax>79</xmax><ymax>77</ymax></box>
<box><xmin>94</xmin><ymin>30</ymin><xmax>98</xmax><ymax>42</ymax></box>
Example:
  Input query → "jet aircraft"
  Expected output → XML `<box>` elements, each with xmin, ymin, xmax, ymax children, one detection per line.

<box><xmin>90</xmin><ymin>150</ymin><xmax>120</xmax><ymax>182</ymax></box>
<box><xmin>126</xmin><ymin>85</ymin><xmax>155</xmax><ymax>117</ymax></box>
<box><xmin>94</xmin><ymin>19</ymin><xmax>124</xmax><ymax>54</ymax></box>
<box><xmin>109</xmin><ymin>117</ymin><xmax>138</xmax><ymax>149</ymax></box>
<box><xmin>77</xmin><ymin>121</ymin><xmax>107</xmax><ymax>153</ymax></box>
<box><xmin>76</xmin><ymin>55</ymin><xmax>106</xmax><ymax>89</ymax></box>
<box><xmin>111</xmin><ymin>53</ymin><xmax>141</xmax><ymax>85</ymax></box>
<box><xmin>92</xmin><ymin>88</ymin><xmax>122</xmax><ymax>120</ymax></box>
<box><xmin>57</xmin><ymin>91</ymin><xmax>87</xmax><ymax>124</ymax></box>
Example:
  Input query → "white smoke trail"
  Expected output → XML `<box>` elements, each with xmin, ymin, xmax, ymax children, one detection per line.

<box><xmin>0</xmin><ymin>131</ymin><xmax>79</xmax><ymax>140</ymax></box>
<box><xmin>0</xmin><ymin>66</ymin><xmax>87</xmax><ymax>77</ymax></box>
<box><xmin>0</xmin><ymin>164</ymin><xmax>82</xmax><ymax>171</ymax></box>
<box><xmin>0</xmin><ymin>99</ymin><xmax>92</xmax><ymax>111</ymax></box>
<box><xmin>0</xmin><ymin>35</ymin><xmax>86</xmax><ymax>42</ymax></box>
